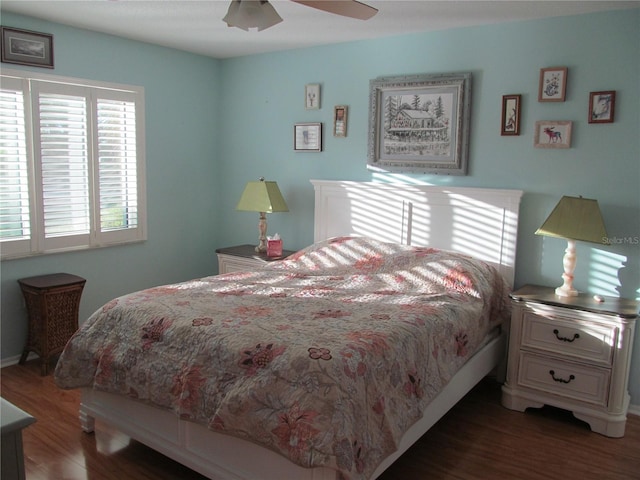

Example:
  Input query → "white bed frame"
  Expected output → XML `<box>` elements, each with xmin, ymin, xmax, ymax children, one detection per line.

<box><xmin>78</xmin><ymin>181</ymin><xmax>523</xmax><ymax>480</ymax></box>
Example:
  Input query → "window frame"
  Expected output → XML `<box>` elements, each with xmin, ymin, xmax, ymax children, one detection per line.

<box><xmin>0</xmin><ymin>69</ymin><xmax>146</xmax><ymax>260</ymax></box>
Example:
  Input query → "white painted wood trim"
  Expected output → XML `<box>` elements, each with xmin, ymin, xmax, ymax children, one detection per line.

<box><xmin>310</xmin><ymin>180</ymin><xmax>522</xmax><ymax>287</ymax></box>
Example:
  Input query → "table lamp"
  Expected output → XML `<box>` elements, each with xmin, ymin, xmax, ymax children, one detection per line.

<box><xmin>535</xmin><ymin>195</ymin><xmax>608</xmax><ymax>297</ymax></box>
<box><xmin>236</xmin><ymin>177</ymin><xmax>288</xmax><ymax>253</ymax></box>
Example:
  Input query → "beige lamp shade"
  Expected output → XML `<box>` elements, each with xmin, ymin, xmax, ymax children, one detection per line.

<box><xmin>236</xmin><ymin>178</ymin><xmax>289</xmax><ymax>213</ymax></box>
<box><xmin>535</xmin><ymin>196</ymin><xmax>607</xmax><ymax>244</ymax></box>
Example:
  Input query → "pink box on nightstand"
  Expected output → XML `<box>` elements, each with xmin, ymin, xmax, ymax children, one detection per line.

<box><xmin>267</xmin><ymin>238</ymin><xmax>283</xmax><ymax>257</ymax></box>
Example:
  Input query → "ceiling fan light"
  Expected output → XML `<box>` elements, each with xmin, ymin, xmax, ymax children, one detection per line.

<box><xmin>223</xmin><ymin>0</ymin><xmax>283</xmax><ymax>32</ymax></box>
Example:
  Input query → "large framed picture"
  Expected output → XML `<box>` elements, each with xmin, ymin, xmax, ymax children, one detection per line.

<box><xmin>294</xmin><ymin>123</ymin><xmax>322</xmax><ymax>152</ymax></box>
<box><xmin>367</xmin><ymin>72</ymin><xmax>472</xmax><ymax>175</ymax></box>
<box><xmin>534</xmin><ymin>120</ymin><xmax>572</xmax><ymax>149</ymax></box>
<box><xmin>1</xmin><ymin>26</ymin><xmax>54</xmax><ymax>68</ymax></box>
<box><xmin>588</xmin><ymin>90</ymin><xmax>615</xmax><ymax>124</ymax></box>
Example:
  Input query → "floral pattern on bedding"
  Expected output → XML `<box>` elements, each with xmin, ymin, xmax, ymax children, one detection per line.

<box><xmin>54</xmin><ymin>237</ymin><xmax>510</xmax><ymax>480</ymax></box>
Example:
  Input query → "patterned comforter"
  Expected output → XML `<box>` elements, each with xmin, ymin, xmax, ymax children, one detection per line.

<box><xmin>54</xmin><ymin>237</ymin><xmax>511</xmax><ymax>480</ymax></box>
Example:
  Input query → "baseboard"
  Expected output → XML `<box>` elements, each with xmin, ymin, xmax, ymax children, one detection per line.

<box><xmin>1</xmin><ymin>353</ymin><xmax>37</xmax><ymax>369</ymax></box>
<box><xmin>629</xmin><ymin>404</ymin><xmax>640</xmax><ymax>417</ymax></box>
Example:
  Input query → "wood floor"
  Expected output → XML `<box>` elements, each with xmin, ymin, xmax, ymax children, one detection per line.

<box><xmin>2</xmin><ymin>360</ymin><xmax>639</xmax><ymax>480</ymax></box>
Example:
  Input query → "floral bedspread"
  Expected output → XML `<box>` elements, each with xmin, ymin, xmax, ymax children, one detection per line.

<box><xmin>55</xmin><ymin>237</ymin><xmax>510</xmax><ymax>480</ymax></box>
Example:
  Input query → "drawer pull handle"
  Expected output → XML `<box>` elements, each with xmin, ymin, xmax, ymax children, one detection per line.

<box><xmin>549</xmin><ymin>370</ymin><xmax>575</xmax><ymax>384</ymax></box>
<box><xmin>553</xmin><ymin>329</ymin><xmax>579</xmax><ymax>342</ymax></box>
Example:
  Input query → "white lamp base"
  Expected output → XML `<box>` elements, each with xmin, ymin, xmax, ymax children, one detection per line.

<box><xmin>555</xmin><ymin>285</ymin><xmax>579</xmax><ymax>297</ymax></box>
<box><xmin>256</xmin><ymin>212</ymin><xmax>267</xmax><ymax>253</ymax></box>
<box><xmin>555</xmin><ymin>238</ymin><xmax>579</xmax><ymax>297</ymax></box>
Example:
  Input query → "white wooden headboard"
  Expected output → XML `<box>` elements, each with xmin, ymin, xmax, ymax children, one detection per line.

<box><xmin>311</xmin><ymin>180</ymin><xmax>523</xmax><ymax>287</ymax></box>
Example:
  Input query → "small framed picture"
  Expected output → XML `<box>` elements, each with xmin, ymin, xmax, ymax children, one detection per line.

<box><xmin>1</xmin><ymin>26</ymin><xmax>54</xmax><ymax>68</ymax></box>
<box><xmin>501</xmin><ymin>95</ymin><xmax>521</xmax><ymax>136</ymax></box>
<box><xmin>305</xmin><ymin>84</ymin><xmax>320</xmax><ymax>110</ymax></box>
<box><xmin>294</xmin><ymin>123</ymin><xmax>322</xmax><ymax>152</ymax></box>
<box><xmin>534</xmin><ymin>121</ymin><xmax>572</xmax><ymax>149</ymax></box>
<box><xmin>538</xmin><ymin>67</ymin><xmax>567</xmax><ymax>102</ymax></box>
<box><xmin>333</xmin><ymin>105</ymin><xmax>348</xmax><ymax>137</ymax></box>
<box><xmin>588</xmin><ymin>91</ymin><xmax>616</xmax><ymax>124</ymax></box>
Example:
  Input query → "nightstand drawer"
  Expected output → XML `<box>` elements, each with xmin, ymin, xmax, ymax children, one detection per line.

<box><xmin>518</xmin><ymin>352</ymin><xmax>610</xmax><ymax>406</ymax></box>
<box><xmin>521</xmin><ymin>311</ymin><xmax>616</xmax><ymax>366</ymax></box>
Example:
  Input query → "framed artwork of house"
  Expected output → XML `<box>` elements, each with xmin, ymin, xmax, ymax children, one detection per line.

<box><xmin>367</xmin><ymin>72</ymin><xmax>472</xmax><ymax>175</ymax></box>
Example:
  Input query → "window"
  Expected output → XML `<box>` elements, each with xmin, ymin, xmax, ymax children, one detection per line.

<box><xmin>0</xmin><ymin>70</ymin><xmax>146</xmax><ymax>259</ymax></box>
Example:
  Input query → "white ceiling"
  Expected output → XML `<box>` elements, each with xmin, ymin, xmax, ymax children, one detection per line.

<box><xmin>2</xmin><ymin>0</ymin><xmax>638</xmax><ymax>59</ymax></box>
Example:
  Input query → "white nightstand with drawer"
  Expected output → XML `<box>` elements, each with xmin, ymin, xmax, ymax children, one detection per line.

<box><xmin>216</xmin><ymin>244</ymin><xmax>295</xmax><ymax>274</ymax></box>
<box><xmin>501</xmin><ymin>285</ymin><xmax>638</xmax><ymax>437</ymax></box>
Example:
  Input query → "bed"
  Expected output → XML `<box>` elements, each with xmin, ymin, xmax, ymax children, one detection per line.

<box><xmin>54</xmin><ymin>180</ymin><xmax>523</xmax><ymax>480</ymax></box>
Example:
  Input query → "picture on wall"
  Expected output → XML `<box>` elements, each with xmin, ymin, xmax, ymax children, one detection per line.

<box><xmin>367</xmin><ymin>72</ymin><xmax>472</xmax><ymax>175</ymax></box>
<box><xmin>305</xmin><ymin>84</ymin><xmax>320</xmax><ymax>110</ymax></box>
<box><xmin>333</xmin><ymin>105</ymin><xmax>348</xmax><ymax>137</ymax></box>
<box><xmin>534</xmin><ymin>120</ymin><xmax>572</xmax><ymax>148</ymax></box>
<box><xmin>1</xmin><ymin>26</ymin><xmax>54</xmax><ymax>68</ymax></box>
<box><xmin>588</xmin><ymin>91</ymin><xmax>616</xmax><ymax>124</ymax></box>
<box><xmin>538</xmin><ymin>67</ymin><xmax>567</xmax><ymax>102</ymax></box>
<box><xmin>294</xmin><ymin>123</ymin><xmax>322</xmax><ymax>152</ymax></box>
<box><xmin>501</xmin><ymin>94</ymin><xmax>521</xmax><ymax>136</ymax></box>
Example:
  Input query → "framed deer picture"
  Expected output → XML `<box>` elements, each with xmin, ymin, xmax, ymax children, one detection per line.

<box><xmin>534</xmin><ymin>121</ymin><xmax>572</xmax><ymax>148</ymax></box>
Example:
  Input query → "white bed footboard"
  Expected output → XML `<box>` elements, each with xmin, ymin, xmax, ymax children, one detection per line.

<box><xmin>80</xmin><ymin>388</ymin><xmax>337</xmax><ymax>480</ymax></box>
<box><xmin>79</xmin><ymin>333</ymin><xmax>505</xmax><ymax>480</ymax></box>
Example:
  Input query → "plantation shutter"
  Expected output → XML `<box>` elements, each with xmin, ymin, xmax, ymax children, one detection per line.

<box><xmin>0</xmin><ymin>71</ymin><xmax>145</xmax><ymax>259</ymax></box>
<box><xmin>0</xmin><ymin>77</ymin><xmax>32</xmax><ymax>257</ymax></box>
<box><xmin>32</xmin><ymin>81</ymin><xmax>91</xmax><ymax>251</ymax></box>
<box><xmin>95</xmin><ymin>92</ymin><xmax>140</xmax><ymax>243</ymax></box>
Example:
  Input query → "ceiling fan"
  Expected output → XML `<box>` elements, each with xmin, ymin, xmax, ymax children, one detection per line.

<box><xmin>223</xmin><ymin>0</ymin><xmax>378</xmax><ymax>31</ymax></box>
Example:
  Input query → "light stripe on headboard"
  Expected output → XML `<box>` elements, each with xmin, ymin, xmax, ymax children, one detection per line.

<box><xmin>311</xmin><ymin>180</ymin><xmax>523</xmax><ymax>287</ymax></box>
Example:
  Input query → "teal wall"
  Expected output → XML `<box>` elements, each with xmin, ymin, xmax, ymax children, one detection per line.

<box><xmin>0</xmin><ymin>13</ymin><xmax>221</xmax><ymax>359</ymax></box>
<box><xmin>2</xmin><ymin>9</ymin><xmax>639</xmax><ymax>402</ymax></box>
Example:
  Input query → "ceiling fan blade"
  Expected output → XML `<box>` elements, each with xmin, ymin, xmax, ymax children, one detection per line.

<box><xmin>291</xmin><ymin>0</ymin><xmax>378</xmax><ymax>20</ymax></box>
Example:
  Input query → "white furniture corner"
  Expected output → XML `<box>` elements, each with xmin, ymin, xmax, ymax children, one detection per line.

<box><xmin>1</xmin><ymin>398</ymin><xmax>36</xmax><ymax>480</ymax></box>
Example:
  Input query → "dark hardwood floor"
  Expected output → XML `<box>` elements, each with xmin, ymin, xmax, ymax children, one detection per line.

<box><xmin>2</xmin><ymin>360</ymin><xmax>638</xmax><ymax>479</ymax></box>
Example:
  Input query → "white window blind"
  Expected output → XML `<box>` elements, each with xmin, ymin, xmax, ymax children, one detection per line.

<box><xmin>0</xmin><ymin>77</ymin><xmax>31</xmax><ymax>257</ymax></box>
<box><xmin>0</xmin><ymin>71</ymin><xmax>146</xmax><ymax>259</ymax></box>
<box><xmin>96</xmin><ymin>96</ymin><xmax>139</xmax><ymax>235</ymax></box>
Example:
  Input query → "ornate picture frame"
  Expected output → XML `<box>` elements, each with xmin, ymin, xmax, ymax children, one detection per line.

<box><xmin>367</xmin><ymin>72</ymin><xmax>472</xmax><ymax>175</ymax></box>
<box><xmin>1</xmin><ymin>26</ymin><xmax>54</xmax><ymax>68</ymax></box>
<box><xmin>588</xmin><ymin>91</ymin><xmax>616</xmax><ymax>124</ymax></box>
<box><xmin>294</xmin><ymin>122</ymin><xmax>322</xmax><ymax>152</ymax></box>
<box><xmin>538</xmin><ymin>67</ymin><xmax>567</xmax><ymax>102</ymax></box>
<box><xmin>534</xmin><ymin>120</ymin><xmax>572</xmax><ymax>148</ymax></box>
<box><xmin>501</xmin><ymin>94</ymin><xmax>521</xmax><ymax>136</ymax></box>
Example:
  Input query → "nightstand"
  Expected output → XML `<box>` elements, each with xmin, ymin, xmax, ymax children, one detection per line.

<box><xmin>1</xmin><ymin>398</ymin><xmax>36</xmax><ymax>480</ymax></box>
<box><xmin>216</xmin><ymin>244</ymin><xmax>295</xmax><ymax>274</ymax></box>
<box><xmin>501</xmin><ymin>285</ymin><xmax>638</xmax><ymax>437</ymax></box>
<box><xmin>18</xmin><ymin>273</ymin><xmax>86</xmax><ymax>375</ymax></box>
